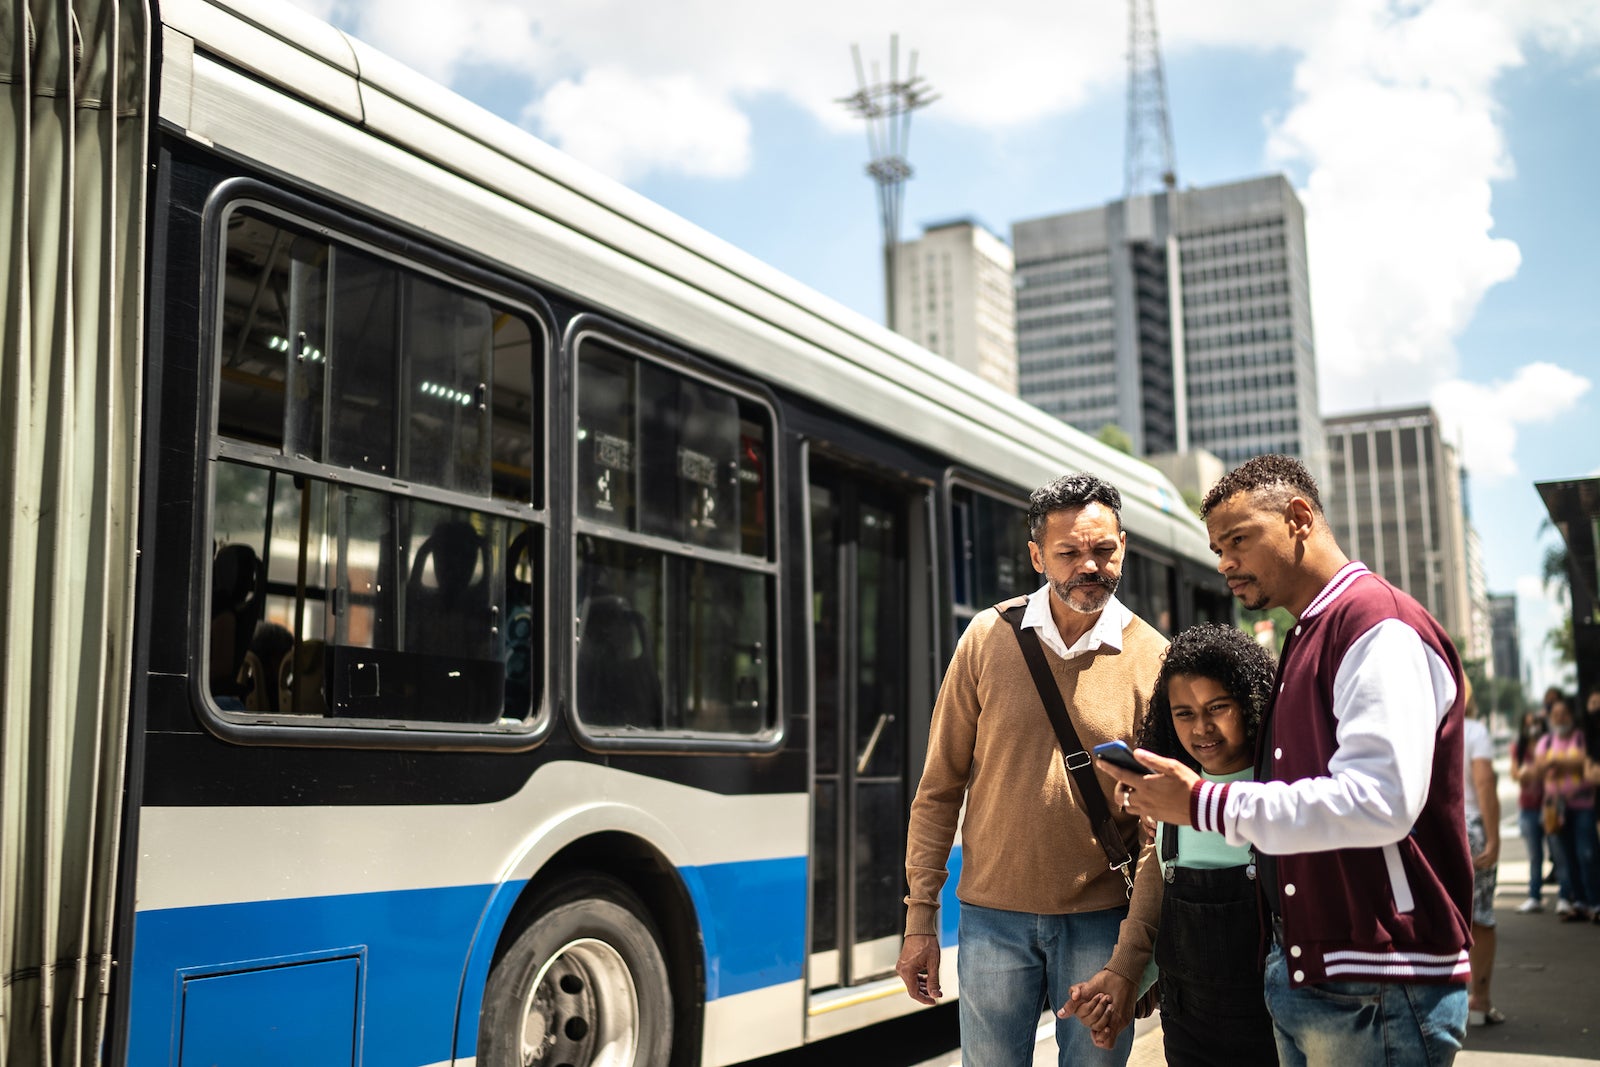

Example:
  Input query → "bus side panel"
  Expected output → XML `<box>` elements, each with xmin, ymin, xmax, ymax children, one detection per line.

<box><xmin>127</xmin><ymin>884</ymin><xmax>500</xmax><ymax>1067</ymax></box>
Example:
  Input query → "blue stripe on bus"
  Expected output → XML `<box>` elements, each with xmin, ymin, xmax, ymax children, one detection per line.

<box><xmin>680</xmin><ymin>856</ymin><xmax>807</xmax><ymax>998</ymax></box>
<box><xmin>128</xmin><ymin>856</ymin><xmax>808</xmax><ymax>1065</ymax></box>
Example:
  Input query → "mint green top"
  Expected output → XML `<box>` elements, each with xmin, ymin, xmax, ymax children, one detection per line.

<box><xmin>1161</xmin><ymin>767</ymin><xmax>1254</xmax><ymax>874</ymax></box>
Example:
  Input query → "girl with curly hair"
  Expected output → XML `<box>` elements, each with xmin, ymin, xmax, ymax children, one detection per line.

<box><xmin>1070</xmin><ymin>623</ymin><xmax>1278</xmax><ymax>1064</ymax></box>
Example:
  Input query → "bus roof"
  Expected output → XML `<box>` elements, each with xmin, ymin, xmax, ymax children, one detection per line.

<box><xmin>158</xmin><ymin>0</ymin><xmax>1211</xmax><ymax>558</ymax></box>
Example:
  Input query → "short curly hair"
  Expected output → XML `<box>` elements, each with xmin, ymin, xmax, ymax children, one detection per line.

<box><xmin>1136</xmin><ymin>623</ymin><xmax>1276</xmax><ymax>772</ymax></box>
<box><xmin>1200</xmin><ymin>453</ymin><xmax>1323</xmax><ymax>518</ymax></box>
<box><xmin>1027</xmin><ymin>473</ymin><xmax>1123</xmax><ymax>540</ymax></box>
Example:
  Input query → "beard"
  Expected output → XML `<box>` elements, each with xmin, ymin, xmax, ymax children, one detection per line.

<box><xmin>1052</xmin><ymin>573</ymin><xmax>1119</xmax><ymax>615</ymax></box>
<box><xmin>1230</xmin><ymin>574</ymin><xmax>1268</xmax><ymax>611</ymax></box>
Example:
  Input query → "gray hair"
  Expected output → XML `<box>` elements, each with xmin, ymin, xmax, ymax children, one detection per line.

<box><xmin>1027</xmin><ymin>473</ymin><xmax>1123</xmax><ymax>541</ymax></box>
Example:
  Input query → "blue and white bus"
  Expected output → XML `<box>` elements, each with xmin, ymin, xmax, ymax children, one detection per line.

<box><xmin>1</xmin><ymin>1</ymin><xmax>1231</xmax><ymax>1065</ymax></box>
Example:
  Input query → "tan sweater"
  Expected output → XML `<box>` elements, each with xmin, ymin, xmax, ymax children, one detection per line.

<box><xmin>904</xmin><ymin>598</ymin><xmax>1168</xmax><ymax>982</ymax></box>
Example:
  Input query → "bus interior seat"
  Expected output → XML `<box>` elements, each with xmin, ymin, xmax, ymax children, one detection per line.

<box><xmin>209</xmin><ymin>543</ymin><xmax>262</xmax><ymax>698</ymax></box>
<box><xmin>278</xmin><ymin>637</ymin><xmax>326</xmax><ymax>716</ymax></box>
<box><xmin>237</xmin><ymin>622</ymin><xmax>294</xmax><ymax>712</ymax></box>
<box><xmin>406</xmin><ymin>520</ymin><xmax>492</xmax><ymax>659</ymax></box>
<box><xmin>577</xmin><ymin>594</ymin><xmax>661</xmax><ymax>730</ymax></box>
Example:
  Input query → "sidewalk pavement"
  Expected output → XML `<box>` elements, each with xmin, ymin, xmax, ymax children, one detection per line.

<box><xmin>1450</xmin><ymin>751</ymin><xmax>1598</xmax><ymax>1065</ymax></box>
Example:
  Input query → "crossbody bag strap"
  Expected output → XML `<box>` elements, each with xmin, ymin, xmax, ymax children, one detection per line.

<box><xmin>1001</xmin><ymin>604</ymin><xmax>1135</xmax><ymax>898</ymax></box>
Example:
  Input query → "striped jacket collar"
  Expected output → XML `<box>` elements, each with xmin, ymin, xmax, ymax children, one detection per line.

<box><xmin>1299</xmin><ymin>561</ymin><xmax>1371</xmax><ymax>621</ymax></box>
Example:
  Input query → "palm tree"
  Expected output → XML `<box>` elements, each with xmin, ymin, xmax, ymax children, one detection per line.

<box><xmin>1540</xmin><ymin>518</ymin><xmax>1576</xmax><ymax>666</ymax></box>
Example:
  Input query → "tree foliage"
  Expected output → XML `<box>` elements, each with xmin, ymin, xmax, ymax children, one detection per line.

<box><xmin>1095</xmin><ymin>422</ymin><xmax>1134</xmax><ymax>456</ymax></box>
<box><xmin>1540</xmin><ymin>521</ymin><xmax>1576</xmax><ymax>668</ymax></box>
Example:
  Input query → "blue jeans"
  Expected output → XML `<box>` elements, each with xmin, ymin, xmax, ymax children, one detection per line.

<box><xmin>1551</xmin><ymin>803</ymin><xmax>1600</xmax><ymax>909</ymax></box>
<box><xmin>1518</xmin><ymin>807</ymin><xmax>1548</xmax><ymax>900</ymax></box>
<box><xmin>1263</xmin><ymin>944</ymin><xmax>1467</xmax><ymax>1066</ymax></box>
<box><xmin>957</xmin><ymin>902</ymin><xmax>1133</xmax><ymax>1067</ymax></box>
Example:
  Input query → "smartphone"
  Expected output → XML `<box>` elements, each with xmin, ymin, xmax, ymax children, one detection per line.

<box><xmin>1093</xmin><ymin>740</ymin><xmax>1146</xmax><ymax>774</ymax></box>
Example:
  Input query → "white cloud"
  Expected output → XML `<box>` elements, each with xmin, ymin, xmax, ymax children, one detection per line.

<box><xmin>287</xmin><ymin>0</ymin><xmax>1600</xmax><ymax>408</ymax></box>
<box><xmin>1266</xmin><ymin>0</ymin><xmax>1527</xmax><ymax>411</ymax></box>
<box><xmin>1432</xmin><ymin>362</ymin><xmax>1592</xmax><ymax>481</ymax></box>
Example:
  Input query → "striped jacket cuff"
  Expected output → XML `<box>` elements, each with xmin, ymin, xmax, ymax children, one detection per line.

<box><xmin>1191</xmin><ymin>779</ymin><xmax>1229</xmax><ymax>833</ymax></box>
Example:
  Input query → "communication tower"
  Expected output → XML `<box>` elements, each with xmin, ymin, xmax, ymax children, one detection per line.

<box><xmin>1124</xmin><ymin>0</ymin><xmax>1178</xmax><ymax>197</ymax></box>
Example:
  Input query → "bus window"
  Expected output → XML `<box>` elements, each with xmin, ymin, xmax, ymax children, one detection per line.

<box><xmin>574</xmin><ymin>338</ymin><xmax>775</xmax><ymax>740</ymax></box>
<box><xmin>949</xmin><ymin>485</ymin><xmax>1034</xmax><ymax>640</ymax></box>
<box><xmin>209</xmin><ymin>206</ymin><xmax>546</xmax><ymax>731</ymax></box>
<box><xmin>576</xmin><ymin>344</ymin><xmax>637</xmax><ymax>529</ymax></box>
<box><xmin>1121</xmin><ymin>547</ymin><xmax>1176</xmax><ymax>636</ymax></box>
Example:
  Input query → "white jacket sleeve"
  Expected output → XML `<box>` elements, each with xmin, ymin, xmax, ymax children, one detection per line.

<box><xmin>1216</xmin><ymin>619</ymin><xmax>1457</xmax><ymax>855</ymax></box>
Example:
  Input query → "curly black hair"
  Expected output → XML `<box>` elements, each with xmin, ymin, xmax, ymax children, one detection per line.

<box><xmin>1200</xmin><ymin>453</ymin><xmax>1323</xmax><ymax>518</ymax></box>
<box><xmin>1136</xmin><ymin>623</ymin><xmax>1276</xmax><ymax>772</ymax></box>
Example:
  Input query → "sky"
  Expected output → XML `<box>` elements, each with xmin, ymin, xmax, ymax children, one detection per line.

<box><xmin>295</xmin><ymin>0</ymin><xmax>1600</xmax><ymax>695</ymax></box>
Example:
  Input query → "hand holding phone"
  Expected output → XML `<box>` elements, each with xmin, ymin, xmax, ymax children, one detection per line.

<box><xmin>1093</xmin><ymin>740</ymin><xmax>1146</xmax><ymax>774</ymax></box>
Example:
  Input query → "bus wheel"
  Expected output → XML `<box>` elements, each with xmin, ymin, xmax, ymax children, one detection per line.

<box><xmin>479</xmin><ymin>875</ymin><xmax>674</xmax><ymax>1067</ymax></box>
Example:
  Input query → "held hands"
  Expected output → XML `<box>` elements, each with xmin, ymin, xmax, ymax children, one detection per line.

<box><xmin>895</xmin><ymin>934</ymin><xmax>943</xmax><ymax>1005</ymax></box>
<box><xmin>1059</xmin><ymin>968</ymin><xmax>1136</xmax><ymax>1048</ymax></box>
<box><xmin>1099</xmin><ymin>748</ymin><xmax>1200</xmax><ymax>826</ymax></box>
<box><xmin>1474</xmin><ymin>837</ymin><xmax>1500</xmax><ymax>870</ymax></box>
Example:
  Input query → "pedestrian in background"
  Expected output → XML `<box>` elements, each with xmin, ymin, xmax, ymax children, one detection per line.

<box><xmin>1462</xmin><ymin>682</ymin><xmax>1504</xmax><ymax>1026</ymax></box>
<box><xmin>1512</xmin><ymin>709</ymin><xmax>1551</xmax><ymax>913</ymax></box>
<box><xmin>1537</xmin><ymin>693</ymin><xmax>1599</xmax><ymax>923</ymax></box>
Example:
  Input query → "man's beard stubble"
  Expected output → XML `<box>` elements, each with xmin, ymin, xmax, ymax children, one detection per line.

<box><xmin>1052</xmin><ymin>574</ymin><xmax>1119</xmax><ymax>615</ymax></box>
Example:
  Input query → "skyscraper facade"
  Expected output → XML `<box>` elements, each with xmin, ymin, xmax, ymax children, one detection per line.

<box><xmin>1012</xmin><ymin>174</ymin><xmax>1322</xmax><ymax>478</ymax></box>
<box><xmin>1324</xmin><ymin>405</ymin><xmax>1480</xmax><ymax>659</ymax></box>
<box><xmin>892</xmin><ymin>219</ymin><xmax>1018</xmax><ymax>395</ymax></box>
<box><xmin>1488</xmin><ymin>592</ymin><xmax>1521</xmax><ymax>684</ymax></box>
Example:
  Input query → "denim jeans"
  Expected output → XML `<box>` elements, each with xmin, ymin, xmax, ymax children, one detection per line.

<box><xmin>1518</xmin><ymin>806</ymin><xmax>1548</xmax><ymax>900</ymax></box>
<box><xmin>1551</xmin><ymin>803</ymin><xmax>1600</xmax><ymax>909</ymax></box>
<box><xmin>957</xmin><ymin>901</ymin><xmax>1133</xmax><ymax>1067</ymax></box>
<box><xmin>1263</xmin><ymin>944</ymin><xmax>1467</xmax><ymax>1066</ymax></box>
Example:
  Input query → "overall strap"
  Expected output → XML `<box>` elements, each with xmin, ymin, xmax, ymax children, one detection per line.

<box><xmin>1001</xmin><ymin>604</ymin><xmax>1135</xmax><ymax>897</ymax></box>
<box><xmin>1160</xmin><ymin>820</ymin><xmax>1179</xmax><ymax>882</ymax></box>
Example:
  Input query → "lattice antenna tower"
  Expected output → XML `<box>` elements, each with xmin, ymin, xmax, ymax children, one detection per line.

<box><xmin>1124</xmin><ymin>0</ymin><xmax>1178</xmax><ymax>198</ymax></box>
<box><xmin>839</xmin><ymin>36</ymin><xmax>938</xmax><ymax>327</ymax></box>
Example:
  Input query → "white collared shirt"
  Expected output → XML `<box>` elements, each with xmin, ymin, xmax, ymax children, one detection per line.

<box><xmin>1020</xmin><ymin>583</ymin><xmax>1131</xmax><ymax>662</ymax></box>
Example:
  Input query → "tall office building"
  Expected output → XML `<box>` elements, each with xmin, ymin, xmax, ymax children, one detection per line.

<box><xmin>892</xmin><ymin>219</ymin><xmax>1018</xmax><ymax>395</ymax></box>
<box><xmin>1488</xmin><ymin>592</ymin><xmax>1521</xmax><ymax>684</ymax></box>
<box><xmin>1012</xmin><ymin>174</ymin><xmax>1323</xmax><ymax>478</ymax></box>
<box><xmin>1324</xmin><ymin>406</ymin><xmax>1478</xmax><ymax>658</ymax></box>
<box><xmin>1463</xmin><ymin>475</ymin><xmax>1492</xmax><ymax>672</ymax></box>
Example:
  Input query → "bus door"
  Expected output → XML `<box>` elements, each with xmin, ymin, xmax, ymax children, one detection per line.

<box><xmin>806</xmin><ymin>456</ymin><xmax>918</xmax><ymax>993</ymax></box>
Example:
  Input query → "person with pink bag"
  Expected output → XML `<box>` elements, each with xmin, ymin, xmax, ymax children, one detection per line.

<box><xmin>1536</xmin><ymin>693</ymin><xmax>1599</xmax><ymax>923</ymax></box>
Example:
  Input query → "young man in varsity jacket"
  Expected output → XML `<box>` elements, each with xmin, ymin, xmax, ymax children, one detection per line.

<box><xmin>1103</xmin><ymin>454</ymin><xmax>1472</xmax><ymax>1067</ymax></box>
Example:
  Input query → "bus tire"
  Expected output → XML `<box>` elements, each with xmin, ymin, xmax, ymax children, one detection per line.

<box><xmin>478</xmin><ymin>874</ymin><xmax>675</xmax><ymax>1067</ymax></box>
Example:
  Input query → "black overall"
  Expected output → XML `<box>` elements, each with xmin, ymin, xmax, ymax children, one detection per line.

<box><xmin>1154</xmin><ymin>823</ymin><xmax>1279</xmax><ymax>1066</ymax></box>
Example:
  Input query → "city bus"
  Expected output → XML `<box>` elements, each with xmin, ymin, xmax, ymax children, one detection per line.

<box><xmin>1</xmin><ymin>0</ymin><xmax>1232</xmax><ymax>1064</ymax></box>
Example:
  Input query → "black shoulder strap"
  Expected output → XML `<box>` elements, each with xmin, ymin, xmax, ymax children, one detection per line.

<box><xmin>1001</xmin><ymin>604</ymin><xmax>1135</xmax><ymax>897</ymax></box>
